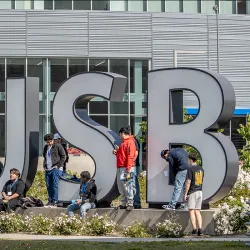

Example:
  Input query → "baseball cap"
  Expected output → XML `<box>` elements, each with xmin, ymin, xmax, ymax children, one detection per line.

<box><xmin>54</xmin><ymin>133</ymin><xmax>61</xmax><ymax>140</ymax></box>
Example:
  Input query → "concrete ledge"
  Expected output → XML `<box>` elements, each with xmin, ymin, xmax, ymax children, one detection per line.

<box><xmin>16</xmin><ymin>207</ymin><xmax>217</xmax><ymax>235</ymax></box>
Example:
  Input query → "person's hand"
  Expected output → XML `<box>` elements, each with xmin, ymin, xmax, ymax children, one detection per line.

<box><xmin>76</xmin><ymin>199</ymin><xmax>81</xmax><ymax>205</ymax></box>
<box><xmin>184</xmin><ymin>194</ymin><xmax>188</xmax><ymax>202</ymax></box>
<box><xmin>4</xmin><ymin>196</ymin><xmax>10</xmax><ymax>201</ymax></box>
<box><xmin>113</xmin><ymin>149</ymin><xmax>117</xmax><ymax>155</ymax></box>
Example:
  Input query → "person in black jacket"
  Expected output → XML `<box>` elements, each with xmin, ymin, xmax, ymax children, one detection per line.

<box><xmin>43</xmin><ymin>133</ymin><xmax>66</xmax><ymax>207</ymax></box>
<box><xmin>0</xmin><ymin>168</ymin><xmax>25</xmax><ymax>212</ymax></box>
<box><xmin>54</xmin><ymin>133</ymin><xmax>69</xmax><ymax>173</ymax></box>
<box><xmin>67</xmin><ymin>171</ymin><xmax>97</xmax><ymax>218</ymax></box>
<box><xmin>161</xmin><ymin>147</ymin><xmax>189</xmax><ymax>210</ymax></box>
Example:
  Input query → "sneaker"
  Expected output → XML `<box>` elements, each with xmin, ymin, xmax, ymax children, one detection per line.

<box><xmin>44</xmin><ymin>202</ymin><xmax>52</xmax><ymax>207</ymax></box>
<box><xmin>119</xmin><ymin>205</ymin><xmax>127</xmax><ymax>209</ymax></box>
<box><xmin>162</xmin><ymin>205</ymin><xmax>175</xmax><ymax>210</ymax></box>
<box><xmin>191</xmin><ymin>229</ymin><xmax>197</xmax><ymax>235</ymax></box>
<box><xmin>50</xmin><ymin>201</ymin><xmax>58</xmax><ymax>208</ymax></box>
<box><xmin>198</xmin><ymin>228</ymin><xmax>203</xmax><ymax>236</ymax></box>
<box><xmin>134</xmin><ymin>205</ymin><xmax>142</xmax><ymax>209</ymax></box>
<box><xmin>126</xmin><ymin>206</ymin><xmax>134</xmax><ymax>211</ymax></box>
<box><xmin>177</xmin><ymin>204</ymin><xmax>187</xmax><ymax>210</ymax></box>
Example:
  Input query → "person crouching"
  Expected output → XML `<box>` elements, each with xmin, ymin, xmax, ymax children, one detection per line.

<box><xmin>67</xmin><ymin>171</ymin><xmax>97</xmax><ymax>218</ymax></box>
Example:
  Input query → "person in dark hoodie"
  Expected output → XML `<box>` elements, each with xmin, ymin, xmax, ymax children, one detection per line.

<box><xmin>161</xmin><ymin>147</ymin><xmax>189</xmax><ymax>210</ymax></box>
<box><xmin>67</xmin><ymin>171</ymin><xmax>97</xmax><ymax>218</ymax></box>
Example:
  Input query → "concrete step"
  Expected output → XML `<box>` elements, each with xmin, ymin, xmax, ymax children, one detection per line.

<box><xmin>16</xmin><ymin>207</ymin><xmax>217</xmax><ymax>236</ymax></box>
<box><xmin>245</xmin><ymin>232</ymin><xmax>250</xmax><ymax>236</ymax></box>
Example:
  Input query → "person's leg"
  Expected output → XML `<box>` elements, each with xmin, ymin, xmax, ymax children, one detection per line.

<box><xmin>133</xmin><ymin>166</ymin><xmax>141</xmax><ymax>208</ymax></box>
<box><xmin>195</xmin><ymin>210</ymin><xmax>202</xmax><ymax>229</ymax></box>
<box><xmin>7</xmin><ymin>199</ymin><xmax>19</xmax><ymax>211</ymax></box>
<box><xmin>67</xmin><ymin>203</ymin><xmax>80</xmax><ymax>216</ymax></box>
<box><xmin>45</xmin><ymin>170</ymin><xmax>52</xmax><ymax>204</ymax></box>
<box><xmin>125</xmin><ymin>168</ymin><xmax>136</xmax><ymax>209</ymax></box>
<box><xmin>51</xmin><ymin>168</ymin><xmax>61</xmax><ymax>204</ymax></box>
<box><xmin>189</xmin><ymin>209</ymin><xmax>197</xmax><ymax>230</ymax></box>
<box><xmin>80</xmin><ymin>202</ymin><xmax>92</xmax><ymax>218</ymax></box>
<box><xmin>117</xmin><ymin>168</ymin><xmax>127</xmax><ymax>207</ymax></box>
<box><xmin>169</xmin><ymin>170</ymin><xmax>187</xmax><ymax>208</ymax></box>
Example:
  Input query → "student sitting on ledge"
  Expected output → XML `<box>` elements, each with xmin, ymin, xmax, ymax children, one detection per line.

<box><xmin>67</xmin><ymin>171</ymin><xmax>97</xmax><ymax>218</ymax></box>
<box><xmin>0</xmin><ymin>168</ymin><xmax>25</xmax><ymax>212</ymax></box>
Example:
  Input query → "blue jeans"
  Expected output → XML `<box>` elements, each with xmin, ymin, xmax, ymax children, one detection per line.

<box><xmin>169</xmin><ymin>170</ymin><xmax>187</xmax><ymax>208</ymax></box>
<box><xmin>133</xmin><ymin>166</ymin><xmax>141</xmax><ymax>207</ymax></box>
<box><xmin>67</xmin><ymin>202</ymin><xmax>96</xmax><ymax>218</ymax></box>
<box><xmin>45</xmin><ymin>168</ymin><xmax>62</xmax><ymax>203</ymax></box>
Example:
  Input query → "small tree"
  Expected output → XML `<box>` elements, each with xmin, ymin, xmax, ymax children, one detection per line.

<box><xmin>237</xmin><ymin>114</ymin><xmax>250</xmax><ymax>169</ymax></box>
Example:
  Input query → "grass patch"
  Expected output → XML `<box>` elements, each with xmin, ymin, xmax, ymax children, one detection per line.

<box><xmin>0</xmin><ymin>241</ymin><xmax>248</xmax><ymax>250</ymax></box>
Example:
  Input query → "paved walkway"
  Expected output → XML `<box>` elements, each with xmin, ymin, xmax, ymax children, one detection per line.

<box><xmin>0</xmin><ymin>234</ymin><xmax>249</xmax><ymax>242</ymax></box>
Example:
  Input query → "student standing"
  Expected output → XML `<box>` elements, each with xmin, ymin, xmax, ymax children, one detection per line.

<box><xmin>184</xmin><ymin>154</ymin><xmax>204</xmax><ymax>236</ymax></box>
<box><xmin>43</xmin><ymin>133</ymin><xmax>66</xmax><ymax>207</ymax></box>
<box><xmin>113</xmin><ymin>127</ymin><xmax>136</xmax><ymax>211</ymax></box>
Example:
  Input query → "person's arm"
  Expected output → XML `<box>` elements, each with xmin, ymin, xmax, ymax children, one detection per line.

<box><xmin>125</xmin><ymin>141</ymin><xmax>136</xmax><ymax>172</ymax></box>
<box><xmin>2</xmin><ymin>182</ymin><xmax>8</xmax><ymax>199</ymax></box>
<box><xmin>184</xmin><ymin>169</ymin><xmax>192</xmax><ymax>201</ymax></box>
<box><xmin>7</xmin><ymin>181</ymin><xmax>25</xmax><ymax>201</ymax></box>
<box><xmin>57</xmin><ymin>144</ymin><xmax>66</xmax><ymax>168</ymax></box>
<box><xmin>2</xmin><ymin>192</ymin><xmax>7</xmax><ymax>199</ymax></box>
<box><xmin>134</xmin><ymin>140</ymin><xmax>139</xmax><ymax>161</ymax></box>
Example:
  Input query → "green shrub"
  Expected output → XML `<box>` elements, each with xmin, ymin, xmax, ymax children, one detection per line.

<box><xmin>24</xmin><ymin>213</ymin><xmax>53</xmax><ymax>235</ymax></box>
<box><xmin>155</xmin><ymin>213</ymin><xmax>183</xmax><ymax>238</ymax></box>
<box><xmin>51</xmin><ymin>213</ymin><xmax>85</xmax><ymax>235</ymax></box>
<box><xmin>123</xmin><ymin>221</ymin><xmax>151</xmax><ymax>238</ymax></box>
<box><xmin>85</xmin><ymin>213</ymin><xmax>116</xmax><ymax>236</ymax></box>
<box><xmin>0</xmin><ymin>212</ymin><xmax>25</xmax><ymax>233</ymax></box>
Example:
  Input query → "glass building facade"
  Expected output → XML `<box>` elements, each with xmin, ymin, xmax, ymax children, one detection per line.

<box><xmin>0</xmin><ymin>0</ymin><xmax>249</xmax><ymax>14</ymax></box>
<box><xmin>0</xmin><ymin>58</ymin><xmax>149</xmax><ymax>156</ymax></box>
<box><xmin>0</xmin><ymin>57</ymin><xmax>245</xmax><ymax>157</ymax></box>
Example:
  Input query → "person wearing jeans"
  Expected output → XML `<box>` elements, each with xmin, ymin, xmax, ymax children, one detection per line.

<box><xmin>161</xmin><ymin>148</ymin><xmax>189</xmax><ymax>210</ymax></box>
<box><xmin>67</xmin><ymin>171</ymin><xmax>97</xmax><ymax>218</ymax></box>
<box><xmin>113</xmin><ymin>126</ymin><xmax>137</xmax><ymax>211</ymax></box>
<box><xmin>43</xmin><ymin>133</ymin><xmax>66</xmax><ymax>207</ymax></box>
<box><xmin>126</xmin><ymin>125</ymin><xmax>141</xmax><ymax>209</ymax></box>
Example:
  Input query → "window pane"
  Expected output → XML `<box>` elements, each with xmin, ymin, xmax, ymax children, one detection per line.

<box><xmin>130</xmin><ymin>60</ymin><xmax>148</xmax><ymax>116</ymax></box>
<box><xmin>201</xmin><ymin>0</ymin><xmax>216</xmax><ymax>14</ymax></box>
<box><xmin>0</xmin><ymin>1</ymin><xmax>11</xmax><ymax>9</ymax></box>
<box><xmin>44</xmin><ymin>0</ymin><xmax>53</xmax><ymax>9</ymax></box>
<box><xmin>110</xmin><ymin>59</ymin><xmax>128</xmax><ymax>114</ymax></box>
<box><xmin>183</xmin><ymin>0</ymin><xmax>198</xmax><ymax>13</ymax></box>
<box><xmin>165</xmin><ymin>0</ymin><xmax>180</xmax><ymax>12</ymax></box>
<box><xmin>74</xmin><ymin>0</ymin><xmax>91</xmax><ymax>10</ymax></box>
<box><xmin>90</xmin><ymin>115</ymin><xmax>108</xmax><ymax>127</ymax></box>
<box><xmin>128</xmin><ymin>0</ymin><xmax>143</xmax><ymax>11</ymax></box>
<box><xmin>15</xmin><ymin>0</ymin><xmax>25</xmax><ymax>9</ymax></box>
<box><xmin>219</xmin><ymin>0</ymin><xmax>235</xmax><ymax>14</ymax></box>
<box><xmin>27</xmin><ymin>58</ymin><xmax>45</xmax><ymax>93</ymax></box>
<box><xmin>92</xmin><ymin>0</ymin><xmax>109</xmax><ymax>10</ymax></box>
<box><xmin>110</xmin><ymin>116</ymin><xmax>128</xmax><ymax>133</ymax></box>
<box><xmin>39</xmin><ymin>115</ymin><xmax>46</xmax><ymax>155</ymax></box>
<box><xmin>0</xmin><ymin>59</ymin><xmax>5</xmax><ymax>92</ymax></box>
<box><xmin>231</xmin><ymin>116</ymin><xmax>246</xmax><ymax>149</ymax></box>
<box><xmin>148</xmin><ymin>0</ymin><xmax>163</xmax><ymax>12</ymax></box>
<box><xmin>69</xmin><ymin>59</ymin><xmax>88</xmax><ymax>77</ymax></box>
<box><xmin>0</xmin><ymin>115</ymin><xmax>5</xmax><ymax>156</ymax></box>
<box><xmin>7</xmin><ymin>58</ymin><xmax>25</xmax><ymax>78</ymax></box>
<box><xmin>54</xmin><ymin>0</ymin><xmax>72</xmax><ymax>9</ymax></box>
<box><xmin>110</xmin><ymin>0</ymin><xmax>126</xmax><ymax>11</ymax></box>
<box><xmin>237</xmin><ymin>0</ymin><xmax>246</xmax><ymax>14</ymax></box>
<box><xmin>50</xmin><ymin>59</ymin><xmax>67</xmax><ymax>93</ymax></box>
<box><xmin>89</xmin><ymin>59</ymin><xmax>108</xmax><ymax>115</ymax></box>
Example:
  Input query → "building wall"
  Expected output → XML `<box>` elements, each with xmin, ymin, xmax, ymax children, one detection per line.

<box><xmin>0</xmin><ymin>10</ymin><xmax>248</xmax><ymax>155</ymax></box>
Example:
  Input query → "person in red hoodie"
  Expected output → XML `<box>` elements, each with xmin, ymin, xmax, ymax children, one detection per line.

<box><xmin>113</xmin><ymin>126</ymin><xmax>137</xmax><ymax>211</ymax></box>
